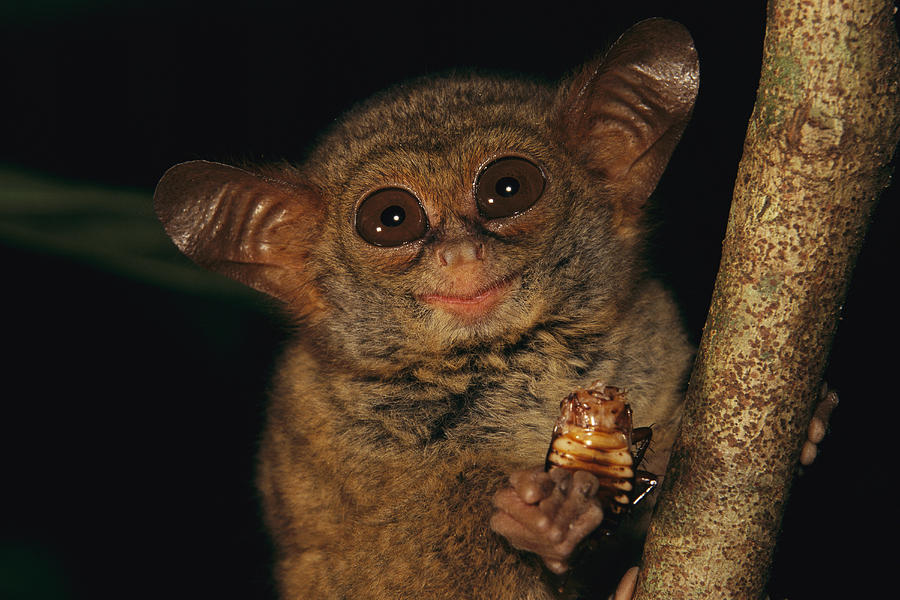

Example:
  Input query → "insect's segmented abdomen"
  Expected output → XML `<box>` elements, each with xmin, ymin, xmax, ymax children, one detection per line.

<box><xmin>545</xmin><ymin>382</ymin><xmax>644</xmax><ymax>517</ymax></box>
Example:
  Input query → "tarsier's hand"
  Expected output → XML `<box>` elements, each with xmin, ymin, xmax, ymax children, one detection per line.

<box><xmin>490</xmin><ymin>466</ymin><xmax>604</xmax><ymax>574</ymax></box>
<box><xmin>800</xmin><ymin>384</ymin><xmax>839</xmax><ymax>466</ymax></box>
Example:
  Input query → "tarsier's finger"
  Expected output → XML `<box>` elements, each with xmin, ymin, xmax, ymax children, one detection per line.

<box><xmin>801</xmin><ymin>386</ymin><xmax>839</xmax><ymax>466</ymax></box>
<box><xmin>535</xmin><ymin>482</ymin><xmax>568</xmax><ymax>527</ymax></box>
<box><xmin>493</xmin><ymin>487</ymin><xmax>556</xmax><ymax>535</ymax></box>
<box><xmin>491</xmin><ymin>486</ymin><xmax>525</xmax><ymax>511</ymax></box>
<box><xmin>509</xmin><ymin>467</ymin><xmax>555</xmax><ymax>504</ymax></box>
<box><xmin>491</xmin><ymin>496</ymin><xmax>577</xmax><ymax>562</ymax></box>
<box><xmin>547</xmin><ymin>465</ymin><xmax>573</xmax><ymax>493</ymax></box>
<box><xmin>799</xmin><ymin>440</ymin><xmax>818</xmax><ymax>466</ymax></box>
<box><xmin>809</xmin><ymin>386</ymin><xmax>839</xmax><ymax>443</ymax></box>
<box><xmin>608</xmin><ymin>566</ymin><xmax>639</xmax><ymax>600</ymax></box>
<box><xmin>567</xmin><ymin>495</ymin><xmax>604</xmax><ymax>540</ymax></box>
<box><xmin>528</xmin><ymin>466</ymin><xmax>573</xmax><ymax>513</ymax></box>
<box><xmin>543</xmin><ymin>557</ymin><xmax>569</xmax><ymax>576</ymax></box>
<box><xmin>489</xmin><ymin>501</ymin><xmax>555</xmax><ymax>552</ymax></box>
<box><xmin>489</xmin><ymin>509</ymin><xmax>543</xmax><ymax>552</ymax></box>
<box><xmin>552</xmin><ymin>470</ymin><xmax>602</xmax><ymax>539</ymax></box>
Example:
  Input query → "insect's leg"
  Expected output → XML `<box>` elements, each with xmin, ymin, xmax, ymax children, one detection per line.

<box><xmin>631</xmin><ymin>426</ymin><xmax>653</xmax><ymax>467</ymax></box>
<box><xmin>631</xmin><ymin>470</ymin><xmax>658</xmax><ymax>507</ymax></box>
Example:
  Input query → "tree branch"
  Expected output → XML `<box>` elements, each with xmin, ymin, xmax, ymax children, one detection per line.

<box><xmin>634</xmin><ymin>1</ymin><xmax>900</xmax><ymax>597</ymax></box>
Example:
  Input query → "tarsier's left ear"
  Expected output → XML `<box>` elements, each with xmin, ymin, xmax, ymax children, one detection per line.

<box><xmin>555</xmin><ymin>18</ymin><xmax>699</xmax><ymax>222</ymax></box>
<box><xmin>154</xmin><ymin>160</ymin><xmax>325</xmax><ymax>309</ymax></box>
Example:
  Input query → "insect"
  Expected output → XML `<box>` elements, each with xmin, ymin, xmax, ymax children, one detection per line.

<box><xmin>545</xmin><ymin>381</ymin><xmax>658</xmax><ymax>534</ymax></box>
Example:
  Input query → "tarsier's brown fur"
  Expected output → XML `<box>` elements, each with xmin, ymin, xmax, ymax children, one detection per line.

<box><xmin>155</xmin><ymin>19</ymin><xmax>698</xmax><ymax>599</ymax></box>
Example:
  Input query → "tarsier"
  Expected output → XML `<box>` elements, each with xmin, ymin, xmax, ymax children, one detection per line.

<box><xmin>154</xmin><ymin>18</ymin><xmax>833</xmax><ymax>600</ymax></box>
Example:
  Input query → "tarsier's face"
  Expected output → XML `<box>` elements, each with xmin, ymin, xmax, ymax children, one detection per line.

<box><xmin>304</xmin><ymin>81</ymin><xmax>629</xmax><ymax>354</ymax></box>
<box><xmin>348</xmin><ymin>151</ymin><xmax>555</xmax><ymax>329</ymax></box>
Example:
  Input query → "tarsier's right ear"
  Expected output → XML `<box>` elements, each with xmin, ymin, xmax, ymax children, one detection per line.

<box><xmin>555</xmin><ymin>18</ymin><xmax>699</xmax><ymax>227</ymax></box>
<box><xmin>153</xmin><ymin>160</ymin><xmax>324</xmax><ymax>308</ymax></box>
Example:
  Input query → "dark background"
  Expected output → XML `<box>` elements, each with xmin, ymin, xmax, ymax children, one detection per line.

<box><xmin>1</xmin><ymin>1</ymin><xmax>895</xmax><ymax>598</ymax></box>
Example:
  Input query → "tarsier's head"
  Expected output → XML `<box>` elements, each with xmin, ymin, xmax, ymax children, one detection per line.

<box><xmin>154</xmin><ymin>19</ymin><xmax>698</xmax><ymax>371</ymax></box>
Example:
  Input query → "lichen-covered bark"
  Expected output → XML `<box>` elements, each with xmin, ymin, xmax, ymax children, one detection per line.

<box><xmin>634</xmin><ymin>1</ymin><xmax>900</xmax><ymax>598</ymax></box>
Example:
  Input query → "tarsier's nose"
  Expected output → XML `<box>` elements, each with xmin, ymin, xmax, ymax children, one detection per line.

<box><xmin>436</xmin><ymin>239</ymin><xmax>485</xmax><ymax>267</ymax></box>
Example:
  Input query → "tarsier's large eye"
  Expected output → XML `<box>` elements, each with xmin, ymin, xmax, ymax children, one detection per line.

<box><xmin>475</xmin><ymin>157</ymin><xmax>545</xmax><ymax>219</ymax></box>
<box><xmin>355</xmin><ymin>188</ymin><xmax>428</xmax><ymax>247</ymax></box>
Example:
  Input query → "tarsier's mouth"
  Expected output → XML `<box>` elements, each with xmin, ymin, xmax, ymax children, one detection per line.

<box><xmin>417</xmin><ymin>272</ymin><xmax>521</xmax><ymax>321</ymax></box>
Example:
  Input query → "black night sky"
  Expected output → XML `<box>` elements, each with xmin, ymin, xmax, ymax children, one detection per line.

<box><xmin>1</xmin><ymin>2</ymin><xmax>895</xmax><ymax>599</ymax></box>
